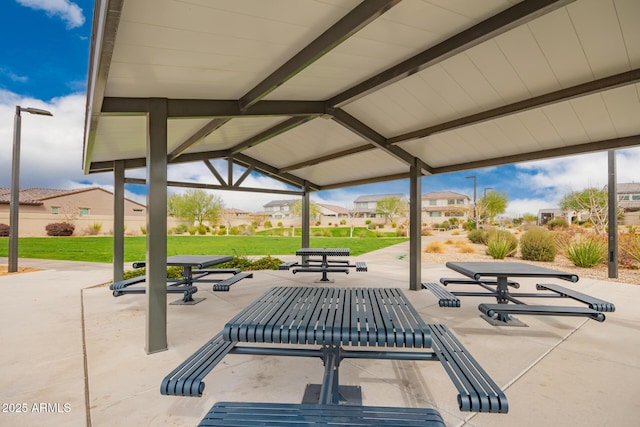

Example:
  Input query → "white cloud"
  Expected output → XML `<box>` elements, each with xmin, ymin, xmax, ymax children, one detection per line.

<box><xmin>0</xmin><ymin>90</ymin><xmax>113</xmax><ymax>191</ymax></box>
<box><xmin>17</xmin><ymin>0</ymin><xmax>85</xmax><ymax>29</ymax></box>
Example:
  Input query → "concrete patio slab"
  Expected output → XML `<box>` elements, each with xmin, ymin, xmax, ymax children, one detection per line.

<box><xmin>0</xmin><ymin>247</ymin><xmax>638</xmax><ymax>426</ymax></box>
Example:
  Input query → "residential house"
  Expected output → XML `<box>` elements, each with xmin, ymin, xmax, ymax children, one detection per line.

<box><xmin>537</xmin><ymin>208</ymin><xmax>567</xmax><ymax>225</ymax></box>
<box><xmin>421</xmin><ymin>191</ymin><xmax>470</xmax><ymax>226</ymax></box>
<box><xmin>316</xmin><ymin>203</ymin><xmax>350</xmax><ymax>225</ymax></box>
<box><xmin>609</xmin><ymin>182</ymin><xmax>640</xmax><ymax>225</ymax></box>
<box><xmin>262</xmin><ymin>199</ymin><xmax>297</xmax><ymax>225</ymax></box>
<box><xmin>0</xmin><ymin>187</ymin><xmax>166</xmax><ymax>236</ymax></box>
<box><xmin>352</xmin><ymin>194</ymin><xmax>408</xmax><ymax>221</ymax></box>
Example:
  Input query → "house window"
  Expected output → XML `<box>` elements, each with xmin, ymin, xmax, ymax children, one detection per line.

<box><xmin>633</xmin><ymin>194</ymin><xmax>640</xmax><ymax>201</ymax></box>
<box><xmin>619</xmin><ymin>194</ymin><xmax>630</xmax><ymax>201</ymax></box>
<box><xmin>79</xmin><ymin>208</ymin><xmax>90</xmax><ymax>216</ymax></box>
<box><xmin>355</xmin><ymin>202</ymin><xmax>368</xmax><ymax>209</ymax></box>
<box><xmin>52</xmin><ymin>207</ymin><xmax>59</xmax><ymax>214</ymax></box>
<box><xmin>430</xmin><ymin>212</ymin><xmax>440</xmax><ymax>217</ymax></box>
<box><xmin>448</xmin><ymin>199</ymin><xmax>455</xmax><ymax>205</ymax></box>
<box><xmin>429</xmin><ymin>200</ymin><xmax>437</xmax><ymax>206</ymax></box>
<box><xmin>133</xmin><ymin>208</ymin><xmax>143</xmax><ymax>212</ymax></box>
<box><xmin>457</xmin><ymin>199</ymin><xmax>465</xmax><ymax>204</ymax></box>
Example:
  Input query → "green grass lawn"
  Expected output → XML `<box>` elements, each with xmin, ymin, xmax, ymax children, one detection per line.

<box><xmin>0</xmin><ymin>235</ymin><xmax>408</xmax><ymax>263</ymax></box>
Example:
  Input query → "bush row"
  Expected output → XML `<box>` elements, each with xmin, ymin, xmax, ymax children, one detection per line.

<box><xmin>466</xmin><ymin>227</ymin><xmax>615</xmax><ymax>268</ymax></box>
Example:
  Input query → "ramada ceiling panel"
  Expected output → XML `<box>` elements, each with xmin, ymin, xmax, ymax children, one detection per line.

<box><xmin>616</xmin><ymin>0</ymin><xmax>640</xmax><ymax>69</ymax></box>
<box><xmin>243</xmin><ymin>118</ymin><xmax>366</xmax><ymax>169</ymax></box>
<box><xmin>266</xmin><ymin>0</ymin><xmax>520</xmax><ymax>100</ymax></box>
<box><xmin>187</xmin><ymin>116</ymin><xmax>292</xmax><ymax>153</ymax></box>
<box><xmin>107</xmin><ymin>0</ymin><xmax>362</xmax><ymax>99</ymax></box>
<box><xmin>295</xmin><ymin>150</ymin><xmax>407</xmax><ymax>188</ymax></box>
<box><xmin>402</xmin><ymin>83</ymin><xmax>640</xmax><ymax>170</ymax></box>
<box><xmin>603</xmin><ymin>84</ymin><xmax>640</xmax><ymax>136</ymax></box>
<box><xmin>344</xmin><ymin>0</ymin><xmax>635</xmax><ymax>140</ymax></box>
<box><xmin>166</xmin><ymin>118</ymin><xmax>221</xmax><ymax>154</ymax></box>
<box><xmin>91</xmin><ymin>116</ymin><xmax>147</xmax><ymax>162</ymax></box>
<box><xmin>566</xmin><ymin>0</ymin><xmax>632</xmax><ymax>79</ymax></box>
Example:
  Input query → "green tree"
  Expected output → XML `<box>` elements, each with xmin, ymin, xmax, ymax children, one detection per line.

<box><xmin>559</xmin><ymin>187</ymin><xmax>621</xmax><ymax>235</ymax></box>
<box><xmin>521</xmin><ymin>213</ymin><xmax>538</xmax><ymax>225</ymax></box>
<box><xmin>167</xmin><ymin>189</ymin><xmax>224</xmax><ymax>226</ymax></box>
<box><xmin>289</xmin><ymin>200</ymin><xmax>321</xmax><ymax>236</ymax></box>
<box><xmin>480</xmin><ymin>191</ymin><xmax>508</xmax><ymax>224</ymax></box>
<box><xmin>375</xmin><ymin>197</ymin><xmax>407</xmax><ymax>224</ymax></box>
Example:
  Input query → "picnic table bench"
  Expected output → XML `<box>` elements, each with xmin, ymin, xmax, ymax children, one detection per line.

<box><xmin>280</xmin><ymin>248</ymin><xmax>367</xmax><ymax>282</ymax></box>
<box><xmin>423</xmin><ymin>262</ymin><xmax>615</xmax><ymax>326</ymax></box>
<box><xmin>198</xmin><ymin>402</ymin><xmax>445</xmax><ymax>426</ymax></box>
<box><xmin>109</xmin><ymin>276</ymin><xmax>198</xmax><ymax>303</ymax></box>
<box><xmin>162</xmin><ymin>286</ymin><xmax>508</xmax><ymax>423</ymax></box>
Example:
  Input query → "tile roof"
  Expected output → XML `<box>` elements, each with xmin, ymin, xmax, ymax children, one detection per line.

<box><xmin>422</xmin><ymin>191</ymin><xmax>469</xmax><ymax>200</ymax></box>
<box><xmin>353</xmin><ymin>193</ymin><xmax>406</xmax><ymax>203</ymax></box>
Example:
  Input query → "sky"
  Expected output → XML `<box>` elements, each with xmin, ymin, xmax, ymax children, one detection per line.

<box><xmin>2</xmin><ymin>0</ymin><xmax>640</xmax><ymax>219</ymax></box>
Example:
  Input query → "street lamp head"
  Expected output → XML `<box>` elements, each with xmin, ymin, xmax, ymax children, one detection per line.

<box><xmin>20</xmin><ymin>106</ymin><xmax>53</xmax><ymax>116</ymax></box>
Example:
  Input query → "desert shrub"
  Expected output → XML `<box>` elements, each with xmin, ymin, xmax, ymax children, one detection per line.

<box><xmin>441</xmin><ymin>220</ymin><xmax>451</xmax><ymax>230</ymax></box>
<box><xmin>463</xmin><ymin>220</ymin><xmax>475</xmax><ymax>231</ymax></box>
<box><xmin>451</xmin><ymin>230</ymin><xmax>461</xmax><ymax>236</ymax></box>
<box><xmin>424</xmin><ymin>241</ymin><xmax>446</xmax><ymax>253</ymax></box>
<box><xmin>277</xmin><ymin>222</ymin><xmax>283</xmax><ymax>228</ymax></box>
<box><xmin>467</xmin><ymin>229</ymin><xmax>487</xmax><ymax>244</ymax></box>
<box><xmin>264</xmin><ymin>221</ymin><xmax>272</xmax><ymax>228</ymax></box>
<box><xmin>228</xmin><ymin>226</ymin><xmax>240</xmax><ymax>235</ymax></box>
<box><xmin>456</xmin><ymin>243</ymin><xmax>475</xmax><ymax>254</ymax></box>
<box><xmin>421</xmin><ymin>228</ymin><xmax>433</xmax><ymax>236</ymax></box>
<box><xmin>566</xmin><ymin>236</ymin><xmax>606</xmax><ymax>268</ymax></box>
<box><xmin>619</xmin><ymin>233</ymin><xmax>640</xmax><ymax>268</ymax></box>
<box><xmin>444</xmin><ymin>239</ymin><xmax>455</xmax><ymax>245</ymax></box>
<box><xmin>217</xmin><ymin>228</ymin><xmax>226</xmax><ymax>235</ymax></box>
<box><xmin>140</xmin><ymin>225</ymin><xmax>146</xmax><ymax>235</ymax></box>
<box><xmin>244</xmin><ymin>255</ymin><xmax>283</xmax><ymax>270</ymax></box>
<box><xmin>188</xmin><ymin>227</ymin><xmax>197</xmax><ymax>235</ymax></box>
<box><xmin>546</xmin><ymin>218</ymin><xmax>568</xmax><ymax>230</ymax></box>
<box><xmin>196</xmin><ymin>225</ymin><xmax>208</xmax><ymax>235</ymax></box>
<box><xmin>485</xmin><ymin>230</ymin><xmax>517</xmax><ymax>259</ymax></box>
<box><xmin>0</xmin><ymin>223</ymin><xmax>9</xmax><ymax>237</ymax></box>
<box><xmin>86</xmin><ymin>222</ymin><xmax>102</xmax><ymax>235</ymax></box>
<box><xmin>520</xmin><ymin>227</ymin><xmax>557</xmax><ymax>262</ymax></box>
<box><xmin>122</xmin><ymin>266</ymin><xmax>183</xmax><ymax>280</ymax></box>
<box><xmin>173</xmin><ymin>224</ymin><xmax>188</xmax><ymax>234</ymax></box>
<box><xmin>365</xmin><ymin>219</ymin><xmax>372</xmax><ymax>225</ymax></box>
<box><xmin>45</xmin><ymin>222</ymin><xmax>75</xmax><ymax>236</ymax></box>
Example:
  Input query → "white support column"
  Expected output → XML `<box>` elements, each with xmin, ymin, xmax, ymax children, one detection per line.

<box><xmin>113</xmin><ymin>160</ymin><xmax>125</xmax><ymax>282</ymax></box>
<box><xmin>146</xmin><ymin>98</ymin><xmax>168</xmax><ymax>354</ymax></box>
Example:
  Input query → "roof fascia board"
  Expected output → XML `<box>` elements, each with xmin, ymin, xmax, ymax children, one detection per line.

<box><xmin>101</xmin><ymin>98</ymin><xmax>327</xmax><ymax>117</ymax></box>
<box><xmin>83</xmin><ymin>0</ymin><xmax>124</xmax><ymax>173</ymax></box>
<box><xmin>124</xmin><ymin>178</ymin><xmax>304</xmax><ymax>196</ymax></box>
<box><xmin>433</xmin><ymin>135</ymin><xmax>640</xmax><ymax>174</ymax></box>
<box><xmin>328</xmin><ymin>0</ymin><xmax>575</xmax><ymax>107</ymax></box>
<box><xmin>389</xmin><ymin>68</ymin><xmax>640</xmax><ymax>144</ymax></box>
<box><xmin>239</xmin><ymin>0</ymin><xmax>401</xmax><ymax>110</ymax></box>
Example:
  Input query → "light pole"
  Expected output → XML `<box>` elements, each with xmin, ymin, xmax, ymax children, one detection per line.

<box><xmin>483</xmin><ymin>187</ymin><xmax>493</xmax><ymax>225</ymax></box>
<box><xmin>9</xmin><ymin>106</ymin><xmax>53</xmax><ymax>272</ymax></box>
<box><xmin>465</xmin><ymin>175</ymin><xmax>477</xmax><ymax>229</ymax></box>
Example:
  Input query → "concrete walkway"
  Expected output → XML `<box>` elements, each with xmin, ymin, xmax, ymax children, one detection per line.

<box><xmin>0</xmin><ymin>246</ymin><xmax>639</xmax><ymax>426</ymax></box>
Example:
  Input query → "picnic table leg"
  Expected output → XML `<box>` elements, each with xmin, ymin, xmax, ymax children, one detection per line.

<box><xmin>318</xmin><ymin>254</ymin><xmax>331</xmax><ymax>282</ymax></box>
<box><xmin>182</xmin><ymin>265</ymin><xmax>193</xmax><ymax>286</ymax></box>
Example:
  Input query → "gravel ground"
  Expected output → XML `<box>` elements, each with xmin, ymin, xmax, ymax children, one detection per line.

<box><xmin>421</xmin><ymin>232</ymin><xmax>640</xmax><ymax>285</ymax></box>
